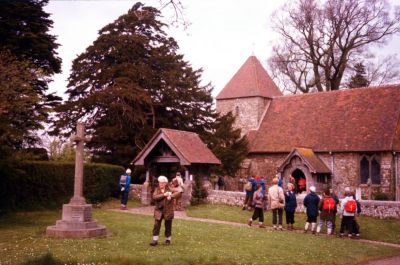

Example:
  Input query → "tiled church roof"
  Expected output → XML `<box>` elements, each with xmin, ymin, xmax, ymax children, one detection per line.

<box><xmin>216</xmin><ymin>56</ymin><xmax>282</xmax><ymax>100</ymax></box>
<box><xmin>249</xmin><ymin>85</ymin><xmax>400</xmax><ymax>153</ymax></box>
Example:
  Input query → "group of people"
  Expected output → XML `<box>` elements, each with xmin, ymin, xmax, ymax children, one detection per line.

<box><xmin>120</xmin><ymin>170</ymin><xmax>362</xmax><ymax>247</ymax></box>
<box><xmin>244</xmin><ymin>176</ymin><xmax>361</xmax><ymax>238</ymax></box>
<box><xmin>119</xmin><ymin>170</ymin><xmax>185</xmax><ymax>246</ymax></box>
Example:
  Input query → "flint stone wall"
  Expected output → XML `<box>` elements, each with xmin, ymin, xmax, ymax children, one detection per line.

<box><xmin>207</xmin><ymin>190</ymin><xmax>400</xmax><ymax>219</ymax></box>
<box><xmin>128</xmin><ymin>184</ymin><xmax>142</xmax><ymax>200</ymax></box>
<box><xmin>359</xmin><ymin>200</ymin><xmax>400</xmax><ymax>219</ymax></box>
<box><xmin>217</xmin><ymin>97</ymin><xmax>270</xmax><ymax>136</ymax></box>
<box><xmin>207</xmin><ymin>190</ymin><xmax>246</xmax><ymax>206</ymax></box>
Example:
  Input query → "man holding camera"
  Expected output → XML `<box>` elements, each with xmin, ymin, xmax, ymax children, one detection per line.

<box><xmin>150</xmin><ymin>175</ymin><xmax>179</xmax><ymax>246</ymax></box>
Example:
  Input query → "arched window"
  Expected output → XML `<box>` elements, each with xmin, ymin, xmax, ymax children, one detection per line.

<box><xmin>360</xmin><ymin>154</ymin><xmax>381</xmax><ymax>185</ymax></box>
<box><xmin>371</xmin><ymin>157</ymin><xmax>381</xmax><ymax>184</ymax></box>
<box><xmin>360</xmin><ymin>157</ymin><xmax>369</xmax><ymax>184</ymax></box>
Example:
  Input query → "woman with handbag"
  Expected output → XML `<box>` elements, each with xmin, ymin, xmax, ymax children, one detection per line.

<box><xmin>268</xmin><ymin>178</ymin><xmax>285</xmax><ymax>230</ymax></box>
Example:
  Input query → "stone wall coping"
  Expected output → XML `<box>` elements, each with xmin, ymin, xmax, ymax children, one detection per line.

<box><xmin>209</xmin><ymin>190</ymin><xmax>245</xmax><ymax>196</ymax></box>
<box><xmin>131</xmin><ymin>186</ymin><xmax>400</xmax><ymax>207</ymax></box>
<box><xmin>209</xmin><ymin>190</ymin><xmax>400</xmax><ymax>205</ymax></box>
<box><xmin>358</xmin><ymin>200</ymin><xmax>400</xmax><ymax>206</ymax></box>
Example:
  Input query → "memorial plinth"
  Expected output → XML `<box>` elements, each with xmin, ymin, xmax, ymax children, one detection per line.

<box><xmin>46</xmin><ymin>123</ymin><xmax>108</xmax><ymax>238</ymax></box>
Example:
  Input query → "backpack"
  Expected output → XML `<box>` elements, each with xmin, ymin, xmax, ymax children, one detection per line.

<box><xmin>345</xmin><ymin>199</ymin><xmax>357</xmax><ymax>213</ymax></box>
<box><xmin>244</xmin><ymin>181</ymin><xmax>253</xmax><ymax>191</ymax></box>
<box><xmin>322</xmin><ymin>197</ymin><xmax>335</xmax><ymax>211</ymax></box>
<box><xmin>119</xmin><ymin>174</ymin><xmax>127</xmax><ymax>187</ymax></box>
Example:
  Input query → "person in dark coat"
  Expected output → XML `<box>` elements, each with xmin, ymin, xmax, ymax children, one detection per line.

<box><xmin>150</xmin><ymin>176</ymin><xmax>179</xmax><ymax>246</ymax></box>
<box><xmin>284</xmin><ymin>183</ymin><xmax>297</xmax><ymax>230</ymax></box>
<box><xmin>303</xmin><ymin>186</ymin><xmax>320</xmax><ymax>234</ymax></box>
<box><xmin>217</xmin><ymin>176</ymin><xmax>225</xmax><ymax>190</ymax></box>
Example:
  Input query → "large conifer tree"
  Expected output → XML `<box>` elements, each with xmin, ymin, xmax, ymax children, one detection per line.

<box><xmin>54</xmin><ymin>3</ymin><xmax>215</xmax><ymax>165</ymax></box>
<box><xmin>0</xmin><ymin>0</ymin><xmax>61</xmax><ymax>155</ymax></box>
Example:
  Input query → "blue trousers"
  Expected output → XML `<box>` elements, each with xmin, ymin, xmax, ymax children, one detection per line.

<box><xmin>121</xmin><ymin>191</ymin><xmax>129</xmax><ymax>205</ymax></box>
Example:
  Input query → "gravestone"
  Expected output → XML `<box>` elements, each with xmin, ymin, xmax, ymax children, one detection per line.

<box><xmin>46</xmin><ymin>123</ymin><xmax>108</xmax><ymax>238</ymax></box>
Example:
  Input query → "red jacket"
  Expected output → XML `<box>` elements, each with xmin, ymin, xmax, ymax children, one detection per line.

<box><xmin>298</xmin><ymin>178</ymin><xmax>306</xmax><ymax>189</ymax></box>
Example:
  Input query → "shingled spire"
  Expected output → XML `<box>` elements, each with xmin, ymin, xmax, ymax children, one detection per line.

<box><xmin>216</xmin><ymin>56</ymin><xmax>282</xmax><ymax>99</ymax></box>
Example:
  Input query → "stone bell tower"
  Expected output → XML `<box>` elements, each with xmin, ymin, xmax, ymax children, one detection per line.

<box><xmin>216</xmin><ymin>56</ymin><xmax>282</xmax><ymax>136</ymax></box>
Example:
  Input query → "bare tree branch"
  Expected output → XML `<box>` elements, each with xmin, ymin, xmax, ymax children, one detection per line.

<box><xmin>269</xmin><ymin>0</ymin><xmax>400</xmax><ymax>93</ymax></box>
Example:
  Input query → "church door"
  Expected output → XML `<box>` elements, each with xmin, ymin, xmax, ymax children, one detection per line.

<box><xmin>292</xmin><ymin>169</ymin><xmax>306</xmax><ymax>194</ymax></box>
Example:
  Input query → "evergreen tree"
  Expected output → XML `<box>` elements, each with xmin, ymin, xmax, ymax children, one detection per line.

<box><xmin>205</xmin><ymin>112</ymin><xmax>249</xmax><ymax>177</ymax></box>
<box><xmin>0</xmin><ymin>0</ymin><xmax>61</xmax><ymax>155</ymax></box>
<box><xmin>53</xmin><ymin>3</ymin><xmax>215</xmax><ymax>166</ymax></box>
<box><xmin>0</xmin><ymin>51</ymin><xmax>57</xmax><ymax>158</ymax></box>
<box><xmin>348</xmin><ymin>63</ymin><xmax>370</xmax><ymax>88</ymax></box>
<box><xmin>0</xmin><ymin>0</ymin><xmax>61</xmax><ymax>74</ymax></box>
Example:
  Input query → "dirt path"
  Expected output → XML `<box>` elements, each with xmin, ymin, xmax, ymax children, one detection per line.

<box><xmin>362</xmin><ymin>256</ymin><xmax>400</xmax><ymax>265</ymax></box>
<box><xmin>110</xmin><ymin>206</ymin><xmax>400</xmax><ymax>264</ymax></box>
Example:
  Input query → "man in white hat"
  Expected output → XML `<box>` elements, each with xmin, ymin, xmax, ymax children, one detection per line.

<box><xmin>150</xmin><ymin>175</ymin><xmax>179</xmax><ymax>246</ymax></box>
<box><xmin>119</xmin><ymin>168</ymin><xmax>132</xmax><ymax>210</ymax></box>
<box><xmin>303</xmin><ymin>186</ymin><xmax>320</xmax><ymax>234</ymax></box>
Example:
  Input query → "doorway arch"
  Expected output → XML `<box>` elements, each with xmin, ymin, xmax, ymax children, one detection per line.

<box><xmin>292</xmin><ymin>168</ymin><xmax>306</xmax><ymax>194</ymax></box>
<box><xmin>278</xmin><ymin>148</ymin><xmax>331</xmax><ymax>194</ymax></box>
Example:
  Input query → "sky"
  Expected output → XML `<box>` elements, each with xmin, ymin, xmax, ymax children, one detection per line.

<box><xmin>44</xmin><ymin>0</ymin><xmax>400</xmax><ymax>99</ymax></box>
<box><xmin>44</xmin><ymin>0</ymin><xmax>286</xmax><ymax>98</ymax></box>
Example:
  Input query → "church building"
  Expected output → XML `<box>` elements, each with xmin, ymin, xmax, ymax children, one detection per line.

<box><xmin>216</xmin><ymin>56</ymin><xmax>400</xmax><ymax>200</ymax></box>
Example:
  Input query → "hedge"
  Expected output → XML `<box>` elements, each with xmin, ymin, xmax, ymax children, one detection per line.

<box><xmin>0</xmin><ymin>161</ymin><xmax>124</xmax><ymax>214</ymax></box>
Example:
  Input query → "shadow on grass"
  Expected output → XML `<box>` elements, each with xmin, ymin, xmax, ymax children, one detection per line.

<box><xmin>20</xmin><ymin>254</ymin><xmax>235</xmax><ymax>265</ymax></box>
<box><xmin>20</xmin><ymin>253</ymin><xmax>65</xmax><ymax>265</ymax></box>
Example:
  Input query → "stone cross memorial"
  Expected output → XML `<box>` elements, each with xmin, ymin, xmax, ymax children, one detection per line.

<box><xmin>46</xmin><ymin>123</ymin><xmax>108</xmax><ymax>238</ymax></box>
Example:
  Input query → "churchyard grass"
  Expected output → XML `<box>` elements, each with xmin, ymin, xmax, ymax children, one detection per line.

<box><xmin>0</xmin><ymin>204</ymin><xmax>400</xmax><ymax>265</ymax></box>
<box><xmin>186</xmin><ymin>204</ymin><xmax>400</xmax><ymax>244</ymax></box>
<box><xmin>94</xmin><ymin>197</ymin><xmax>144</xmax><ymax>209</ymax></box>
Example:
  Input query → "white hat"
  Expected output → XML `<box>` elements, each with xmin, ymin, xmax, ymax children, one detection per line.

<box><xmin>309</xmin><ymin>186</ymin><xmax>316</xmax><ymax>192</ymax></box>
<box><xmin>126</xmin><ymin>168</ymin><xmax>132</xmax><ymax>174</ymax></box>
<box><xmin>158</xmin><ymin>175</ymin><xmax>168</xmax><ymax>183</ymax></box>
<box><xmin>344</xmin><ymin>187</ymin><xmax>351</xmax><ymax>192</ymax></box>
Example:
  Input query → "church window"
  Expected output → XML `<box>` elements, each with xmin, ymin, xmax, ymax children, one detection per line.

<box><xmin>317</xmin><ymin>174</ymin><xmax>327</xmax><ymax>183</ymax></box>
<box><xmin>371</xmin><ymin>157</ymin><xmax>381</xmax><ymax>184</ymax></box>
<box><xmin>360</xmin><ymin>157</ymin><xmax>369</xmax><ymax>184</ymax></box>
<box><xmin>360</xmin><ymin>154</ymin><xmax>381</xmax><ymax>184</ymax></box>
